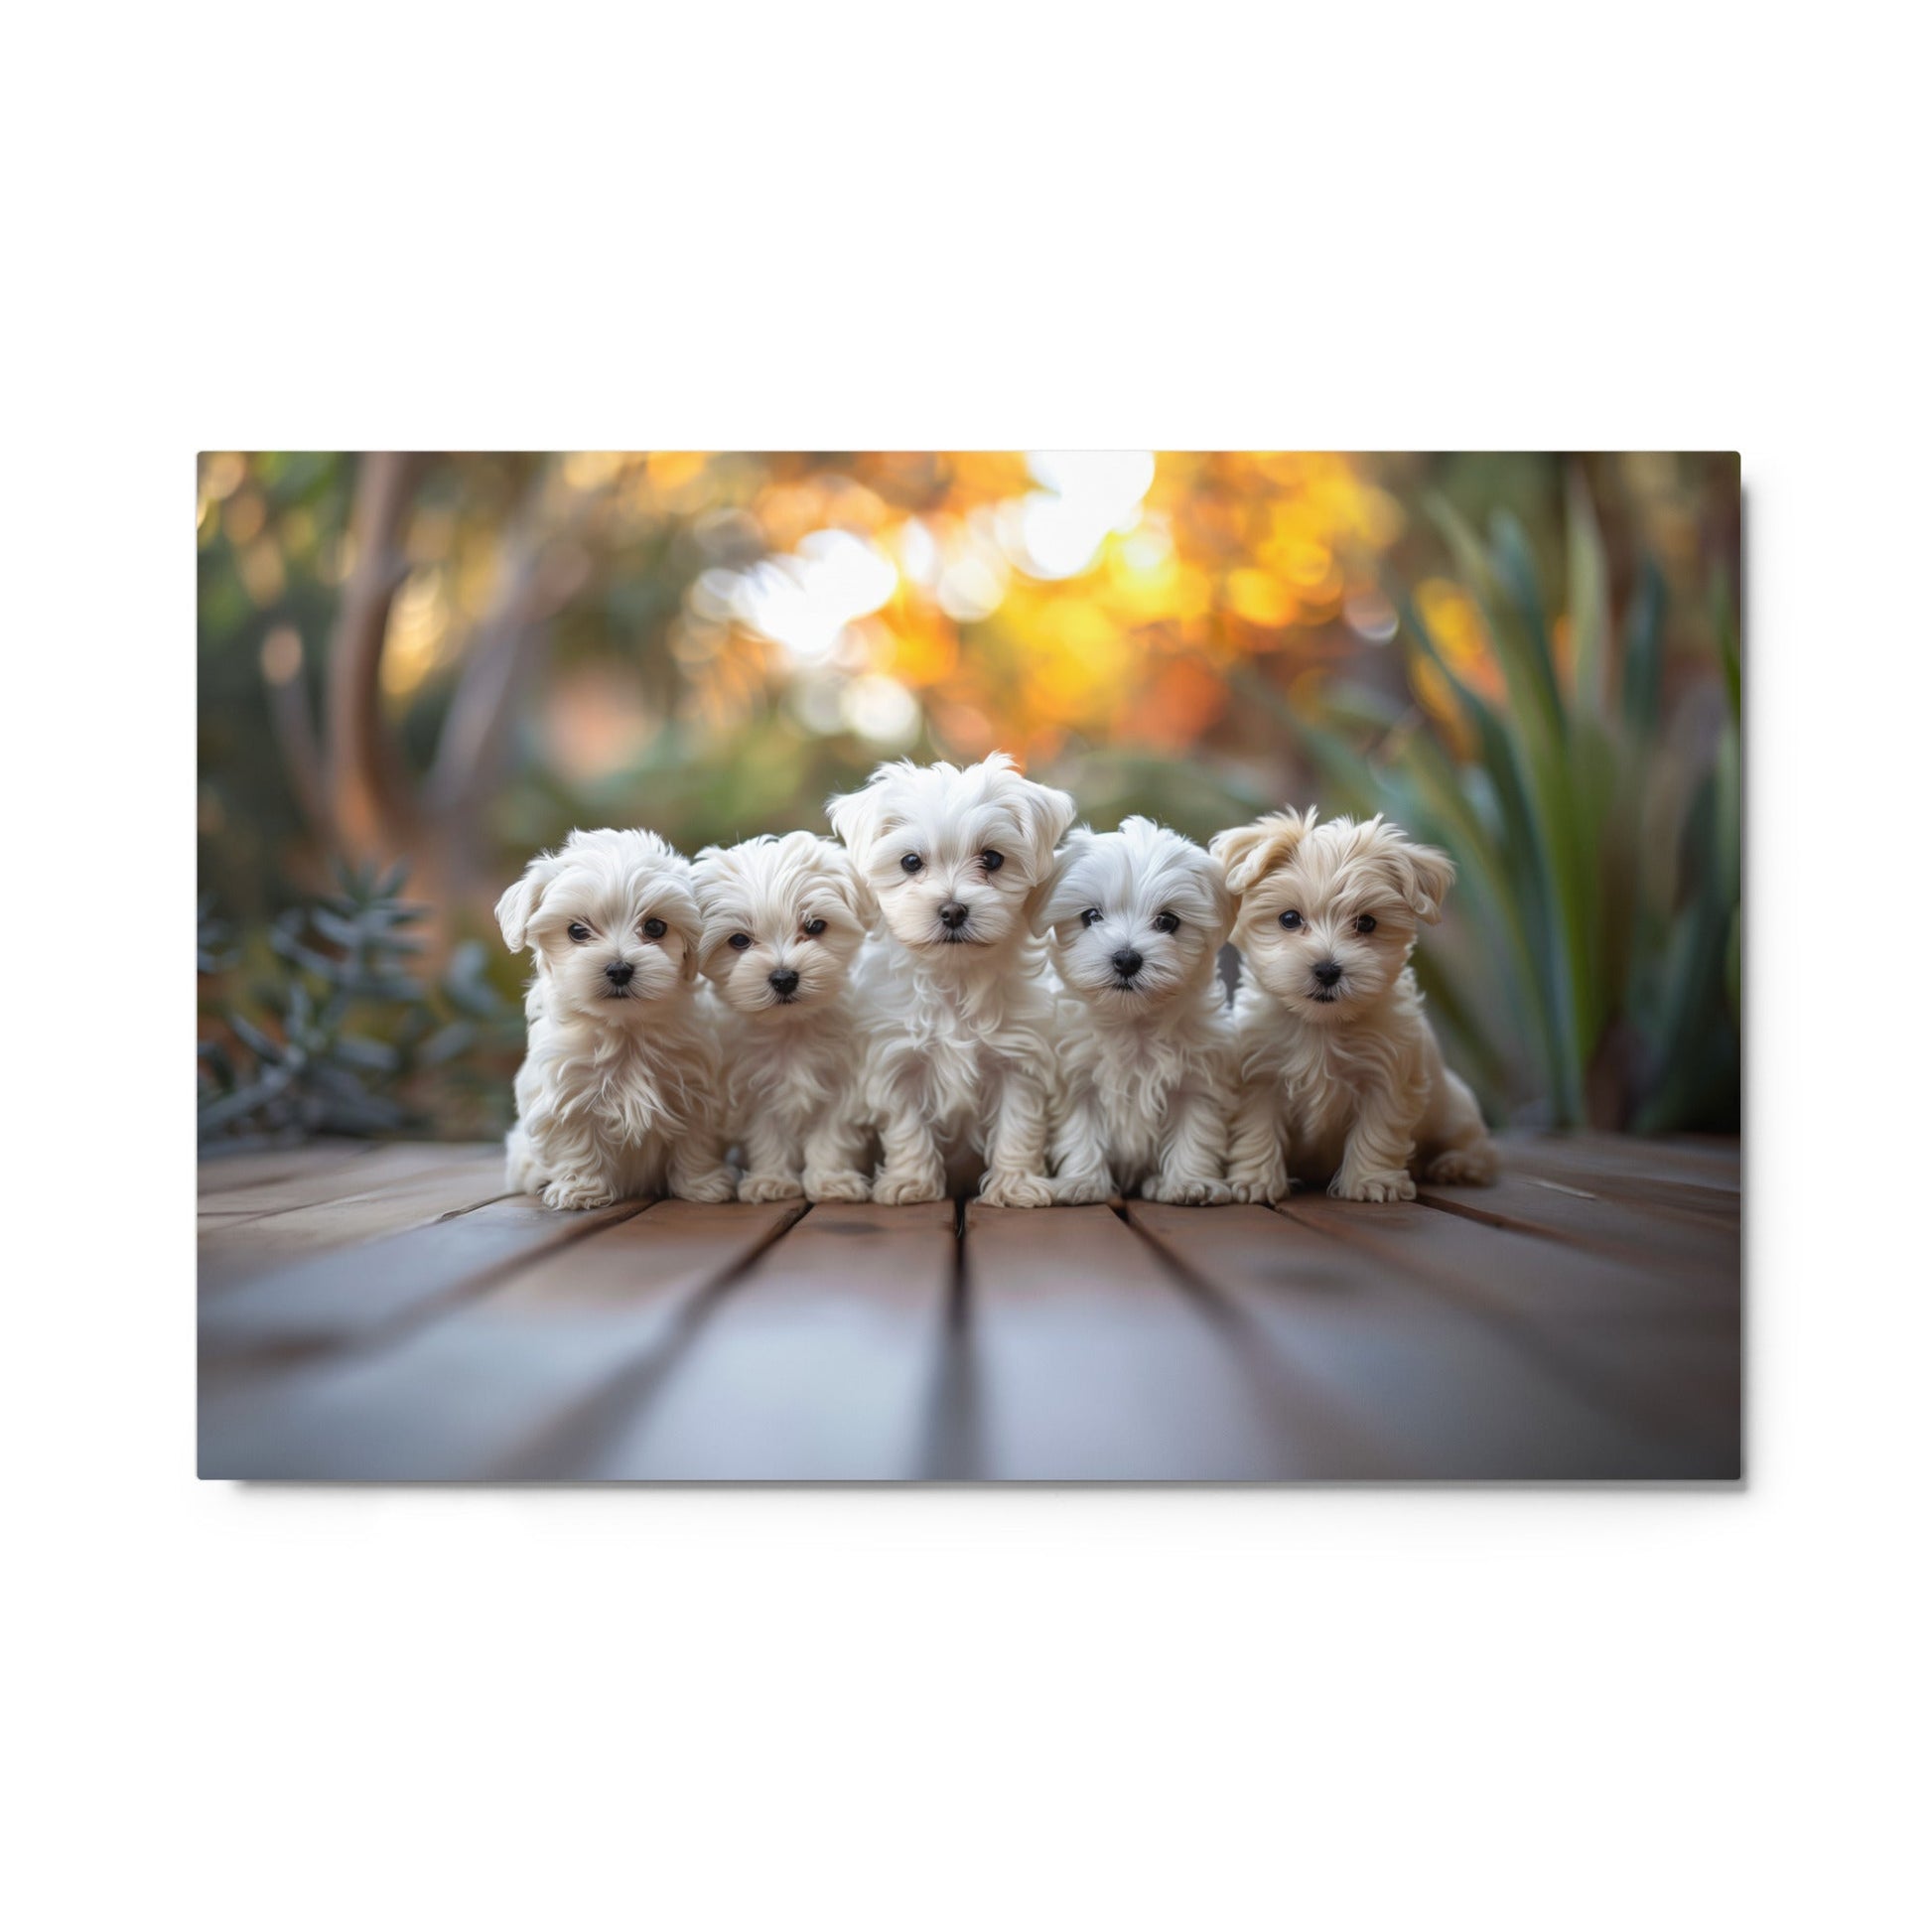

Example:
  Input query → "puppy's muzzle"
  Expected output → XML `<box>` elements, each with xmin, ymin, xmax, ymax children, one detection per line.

<box><xmin>768</xmin><ymin>967</ymin><xmax>800</xmax><ymax>1000</ymax></box>
<box><xmin>1111</xmin><ymin>948</ymin><xmax>1144</xmax><ymax>984</ymax></box>
<box><xmin>604</xmin><ymin>959</ymin><xmax>635</xmax><ymax>994</ymax></box>
<box><xmin>938</xmin><ymin>900</ymin><xmax>970</xmax><ymax>931</ymax></box>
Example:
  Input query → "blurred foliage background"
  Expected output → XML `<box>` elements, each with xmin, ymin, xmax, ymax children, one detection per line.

<box><xmin>198</xmin><ymin>451</ymin><xmax>1740</xmax><ymax>1145</ymax></box>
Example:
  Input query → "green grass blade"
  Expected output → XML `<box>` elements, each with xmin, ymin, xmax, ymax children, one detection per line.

<box><xmin>1426</xmin><ymin>492</ymin><xmax>1565</xmax><ymax>744</ymax></box>
<box><xmin>1709</xmin><ymin>559</ymin><xmax>1741</xmax><ymax>721</ymax></box>
<box><xmin>1564</xmin><ymin>463</ymin><xmax>1612</xmax><ymax>716</ymax></box>
<box><xmin>1620</xmin><ymin>558</ymin><xmax>1667</xmax><ymax>734</ymax></box>
<box><xmin>1489</xmin><ymin>508</ymin><xmax>1565</xmax><ymax>723</ymax></box>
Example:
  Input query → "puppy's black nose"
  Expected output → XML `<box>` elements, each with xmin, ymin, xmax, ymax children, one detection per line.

<box><xmin>938</xmin><ymin>900</ymin><xmax>970</xmax><ymax>930</ymax></box>
<box><xmin>768</xmin><ymin>968</ymin><xmax>800</xmax><ymax>996</ymax></box>
<box><xmin>1312</xmin><ymin>959</ymin><xmax>1342</xmax><ymax>987</ymax></box>
<box><xmin>1112</xmin><ymin>948</ymin><xmax>1144</xmax><ymax>980</ymax></box>
<box><xmin>605</xmin><ymin>959</ymin><xmax>634</xmax><ymax>987</ymax></box>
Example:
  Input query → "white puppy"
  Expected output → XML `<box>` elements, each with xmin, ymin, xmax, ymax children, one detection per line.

<box><xmin>1213</xmin><ymin>807</ymin><xmax>1498</xmax><ymax>1203</ymax></box>
<box><xmin>827</xmin><ymin>752</ymin><xmax>1076</xmax><ymax>1206</ymax></box>
<box><xmin>1035</xmin><ymin>816</ymin><xmax>1235</xmax><ymax>1205</ymax></box>
<box><xmin>691</xmin><ymin>831</ymin><xmax>876</xmax><ymax>1203</ymax></box>
<box><xmin>495</xmin><ymin>827</ymin><xmax>735</xmax><ymax>1209</ymax></box>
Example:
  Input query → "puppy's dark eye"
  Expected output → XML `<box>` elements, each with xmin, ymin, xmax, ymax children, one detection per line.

<box><xmin>728</xmin><ymin>933</ymin><xmax>752</xmax><ymax>951</ymax></box>
<box><xmin>642</xmin><ymin>917</ymin><xmax>667</xmax><ymax>939</ymax></box>
<box><xmin>1280</xmin><ymin>909</ymin><xmax>1305</xmax><ymax>931</ymax></box>
<box><xmin>900</xmin><ymin>854</ymin><xmax>923</xmax><ymax>874</ymax></box>
<box><xmin>1081</xmin><ymin>908</ymin><xmax>1102</xmax><ymax>927</ymax></box>
<box><xmin>803</xmin><ymin>918</ymin><xmax>827</xmax><ymax>937</ymax></box>
<box><xmin>1153</xmin><ymin>912</ymin><xmax>1179</xmax><ymax>934</ymax></box>
<box><xmin>567</xmin><ymin>922</ymin><xmax>591</xmax><ymax>943</ymax></box>
<box><xmin>1353</xmin><ymin>914</ymin><xmax>1377</xmax><ymax>935</ymax></box>
<box><xmin>980</xmin><ymin>850</ymin><xmax>1004</xmax><ymax>872</ymax></box>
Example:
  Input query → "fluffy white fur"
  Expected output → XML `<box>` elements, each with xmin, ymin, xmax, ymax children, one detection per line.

<box><xmin>691</xmin><ymin>831</ymin><xmax>876</xmax><ymax>1203</ymax></box>
<box><xmin>1035</xmin><ymin>816</ymin><xmax>1235</xmax><ymax>1204</ymax></box>
<box><xmin>495</xmin><ymin>827</ymin><xmax>735</xmax><ymax>1210</ymax></box>
<box><xmin>827</xmin><ymin>752</ymin><xmax>1076</xmax><ymax>1206</ymax></box>
<box><xmin>1213</xmin><ymin>807</ymin><xmax>1498</xmax><ymax>1203</ymax></box>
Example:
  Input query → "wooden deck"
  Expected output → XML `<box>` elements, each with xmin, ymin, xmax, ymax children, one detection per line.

<box><xmin>198</xmin><ymin>1134</ymin><xmax>1741</xmax><ymax>1481</ymax></box>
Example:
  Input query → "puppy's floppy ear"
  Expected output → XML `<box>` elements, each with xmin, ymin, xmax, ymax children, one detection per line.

<box><xmin>825</xmin><ymin>778</ymin><xmax>890</xmax><ymax>868</ymax></box>
<box><xmin>820</xmin><ymin>838</ymin><xmax>879</xmax><ymax>928</ymax></box>
<box><xmin>1209</xmin><ymin>808</ymin><xmax>1312</xmax><ymax>901</ymax></box>
<box><xmin>1027</xmin><ymin>826</ymin><xmax>1094</xmax><ymax>934</ymax></box>
<box><xmin>1198</xmin><ymin>862</ymin><xmax>1236</xmax><ymax>952</ymax></box>
<box><xmin>494</xmin><ymin>851</ymin><xmax>563</xmax><ymax>951</ymax></box>
<box><xmin>1392</xmin><ymin>837</ymin><xmax>1455</xmax><ymax>924</ymax></box>
<box><xmin>1012</xmin><ymin>773</ymin><xmax>1079</xmax><ymax>879</ymax></box>
<box><xmin>662</xmin><ymin>866</ymin><xmax>705</xmax><ymax>981</ymax></box>
<box><xmin>688</xmin><ymin>842</ymin><xmax>729</xmax><ymax>911</ymax></box>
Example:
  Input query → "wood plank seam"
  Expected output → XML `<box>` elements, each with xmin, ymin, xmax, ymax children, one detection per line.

<box><xmin>1410</xmin><ymin>1182</ymin><xmax>1733</xmax><ymax>1260</ymax></box>
<box><xmin>196</xmin><ymin>1142</ymin><xmax>376</xmax><ymax>1198</ymax></box>
<box><xmin>562</xmin><ymin>1198</ymin><xmax>957</xmax><ymax>1480</ymax></box>
<box><xmin>963</xmin><ymin>1198</ymin><xmax>1391</xmax><ymax>1479</ymax></box>
<box><xmin>483</xmin><ymin>1201</ymin><xmax>812</xmax><ymax>1478</ymax></box>
<box><xmin>1116</xmin><ymin>1205</ymin><xmax>1425</xmax><ymax>1475</ymax></box>
<box><xmin>197</xmin><ymin>1143</ymin><xmax>490</xmax><ymax>1219</ymax></box>
<box><xmin>199</xmin><ymin>1183</ymin><xmax>518</xmax><ymax>1239</ymax></box>
<box><xmin>916</xmin><ymin>1197</ymin><xmax>975</xmax><ymax>1479</ymax></box>
<box><xmin>200</xmin><ymin>1199</ymin><xmax>816</xmax><ymax>1480</ymax></box>
<box><xmin>201</xmin><ymin>1199</ymin><xmax>653</xmax><ymax>1369</ymax></box>
<box><xmin>1514</xmin><ymin>1173</ymin><xmax>1740</xmax><ymax>1233</ymax></box>
<box><xmin>198</xmin><ymin>1186</ymin><xmax>522</xmax><ymax>1301</ymax></box>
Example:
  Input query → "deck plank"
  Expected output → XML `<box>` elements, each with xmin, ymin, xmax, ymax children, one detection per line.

<box><xmin>200</xmin><ymin>1201</ymin><xmax>805</xmax><ymax>1480</ymax></box>
<box><xmin>197</xmin><ymin>1140</ymin><xmax>376</xmax><ymax>1198</ymax></box>
<box><xmin>1413</xmin><ymin>1171</ymin><xmax>1740</xmax><ymax>1277</ymax></box>
<box><xmin>1510</xmin><ymin>1133</ymin><xmax>1739</xmax><ymax>1194</ymax></box>
<box><xmin>960</xmin><ymin>1203</ymin><xmax>1352</xmax><ymax>1479</ymax></box>
<box><xmin>197</xmin><ymin>1142</ymin><xmax>501</xmax><ymax>1220</ymax></box>
<box><xmin>1287</xmin><ymin>1191</ymin><xmax>1738</xmax><ymax>1322</ymax></box>
<box><xmin>1127</xmin><ymin>1202</ymin><xmax>1712</xmax><ymax>1478</ymax></box>
<box><xmin>199</xmin><ymin>1195</ymin><xmax>644</xmax><ymax>1364</ymax></box>
<box><xmin>567</xmin><ymin>1202</ymin><xmax>958</xmax><ymax>1480</ymax></box>
<box><xmin>194</xmin><ymin>1133</ymin><xmax>1743</xmax><ymax>1484</ymax></box>
<box><xmin>198</xmin><ymin>1152</ymin><xmax>514</xmax><ymax>1289</ymax></box>
<box><xmin>1280</xmin><ymin>1195</ymin><xmax>1739</xmax><ymax>1471</ymax></box>
<box><xmin>1504</xmin><ymin>1142</ymin><xmax>1739</xmax><ymax>1227</ymax></box>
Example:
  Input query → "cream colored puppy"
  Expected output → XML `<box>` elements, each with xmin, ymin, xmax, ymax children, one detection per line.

<box><xmin>496</xmin><ymin>827</ymin><xmax>735</xmax><ymax>1209</ymax></box>
<box><xmin>691</xmin><ymin>831</ymin><xmax>876</xmax><ymax>1203</ymax></box>
<box><xmin>1213</xmin><ymin>807</ymin><xmax>1497</xmax><ymax>1203</ymax></box>
<box><xmin>828</xmin><ymin>752</ymin><xmax>1075</xmax><ymax>1206</ymax></box>
<box><xmin>1035</xmin><ymin>816</ymin><xmax>1235</xmax><ymax>1204</ymax></box>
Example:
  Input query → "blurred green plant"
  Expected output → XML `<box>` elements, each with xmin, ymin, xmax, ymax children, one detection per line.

<box><xmin>198</xmin><ymin>452</ymin><xmax>1738</xmax><ymax>1139</ymax></box>
<box><xmin>198</xmin><ymin>863</ymin><xmax>516</xmax><ymax>1147</ymax></box>
<box><xmin>1243</xmin><ymin>474</ymin><xmax>1740</xmax><ymax>1133</ymax></box>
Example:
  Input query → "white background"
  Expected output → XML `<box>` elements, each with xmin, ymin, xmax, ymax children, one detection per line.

<box><xmin>4</xmin><ymin>3</ymin><xmax>1927</xmax><ymax>1926</ymax></box>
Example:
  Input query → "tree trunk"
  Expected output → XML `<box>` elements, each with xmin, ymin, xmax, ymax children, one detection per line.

<box><xmin>326</xmin><ymin>451</ymin><xmax>429</xmax><ymax>859</ymax></box>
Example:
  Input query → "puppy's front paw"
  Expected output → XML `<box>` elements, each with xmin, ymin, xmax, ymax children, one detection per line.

<box><xmin>873</xmin><ymin>1167</ymin><xmax>945</xmax><ymax>1205</ymax></box>
<box><xmin>674</xmin><ymin>1168</ymin><xmax>739</xmax><ymax>1204</ymax></box>
<box><xmin>979</xmin><ymin>1170</ymin><xmax>1054</xmax><ymax>1209</ymax></box>
<box><xmin>1425</xmin><ymin>1142</ymin><xmax>1498</xmax><ymax>1186</ymax></box>
<box><xmin>738</xmin><ymin>1171</ymin><xmax>804</xmax><ymax>1203</ymax></box>
<box><xmin>1334</xmin><ymin>1170</ymin><xmax>1416</xmax><ymax>1204</ymax></box>
<box><xmin>1053</xmin><ymin>1172</ymin><xmax>1115</xmax><ymax>1205</ymax></box>
<box><xmin>1144</xmin><ymin>1174</ymin><xmax>1233</xmax><ymax>1206</ymax></box>
<box><xmin>802</xmin><ymin>1168</ymin><xmax>871</xmax><ymax>1202</ymax></box>
<box><xmin>1226</xmin><ymin>1169</ymin><xmax>1289</xmax><ymax>1205</ymax></box>
<box><xmin>541</xmin><ymin>1178</ymin><xmax>616</xmax><ymax>1212</ymax></box>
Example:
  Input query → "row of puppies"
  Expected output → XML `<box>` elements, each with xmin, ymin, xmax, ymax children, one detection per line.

<box><xmin>496</xmin><ymin>753</ymin><xmax>1498</xmax><ymax>1211</ymax></box>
